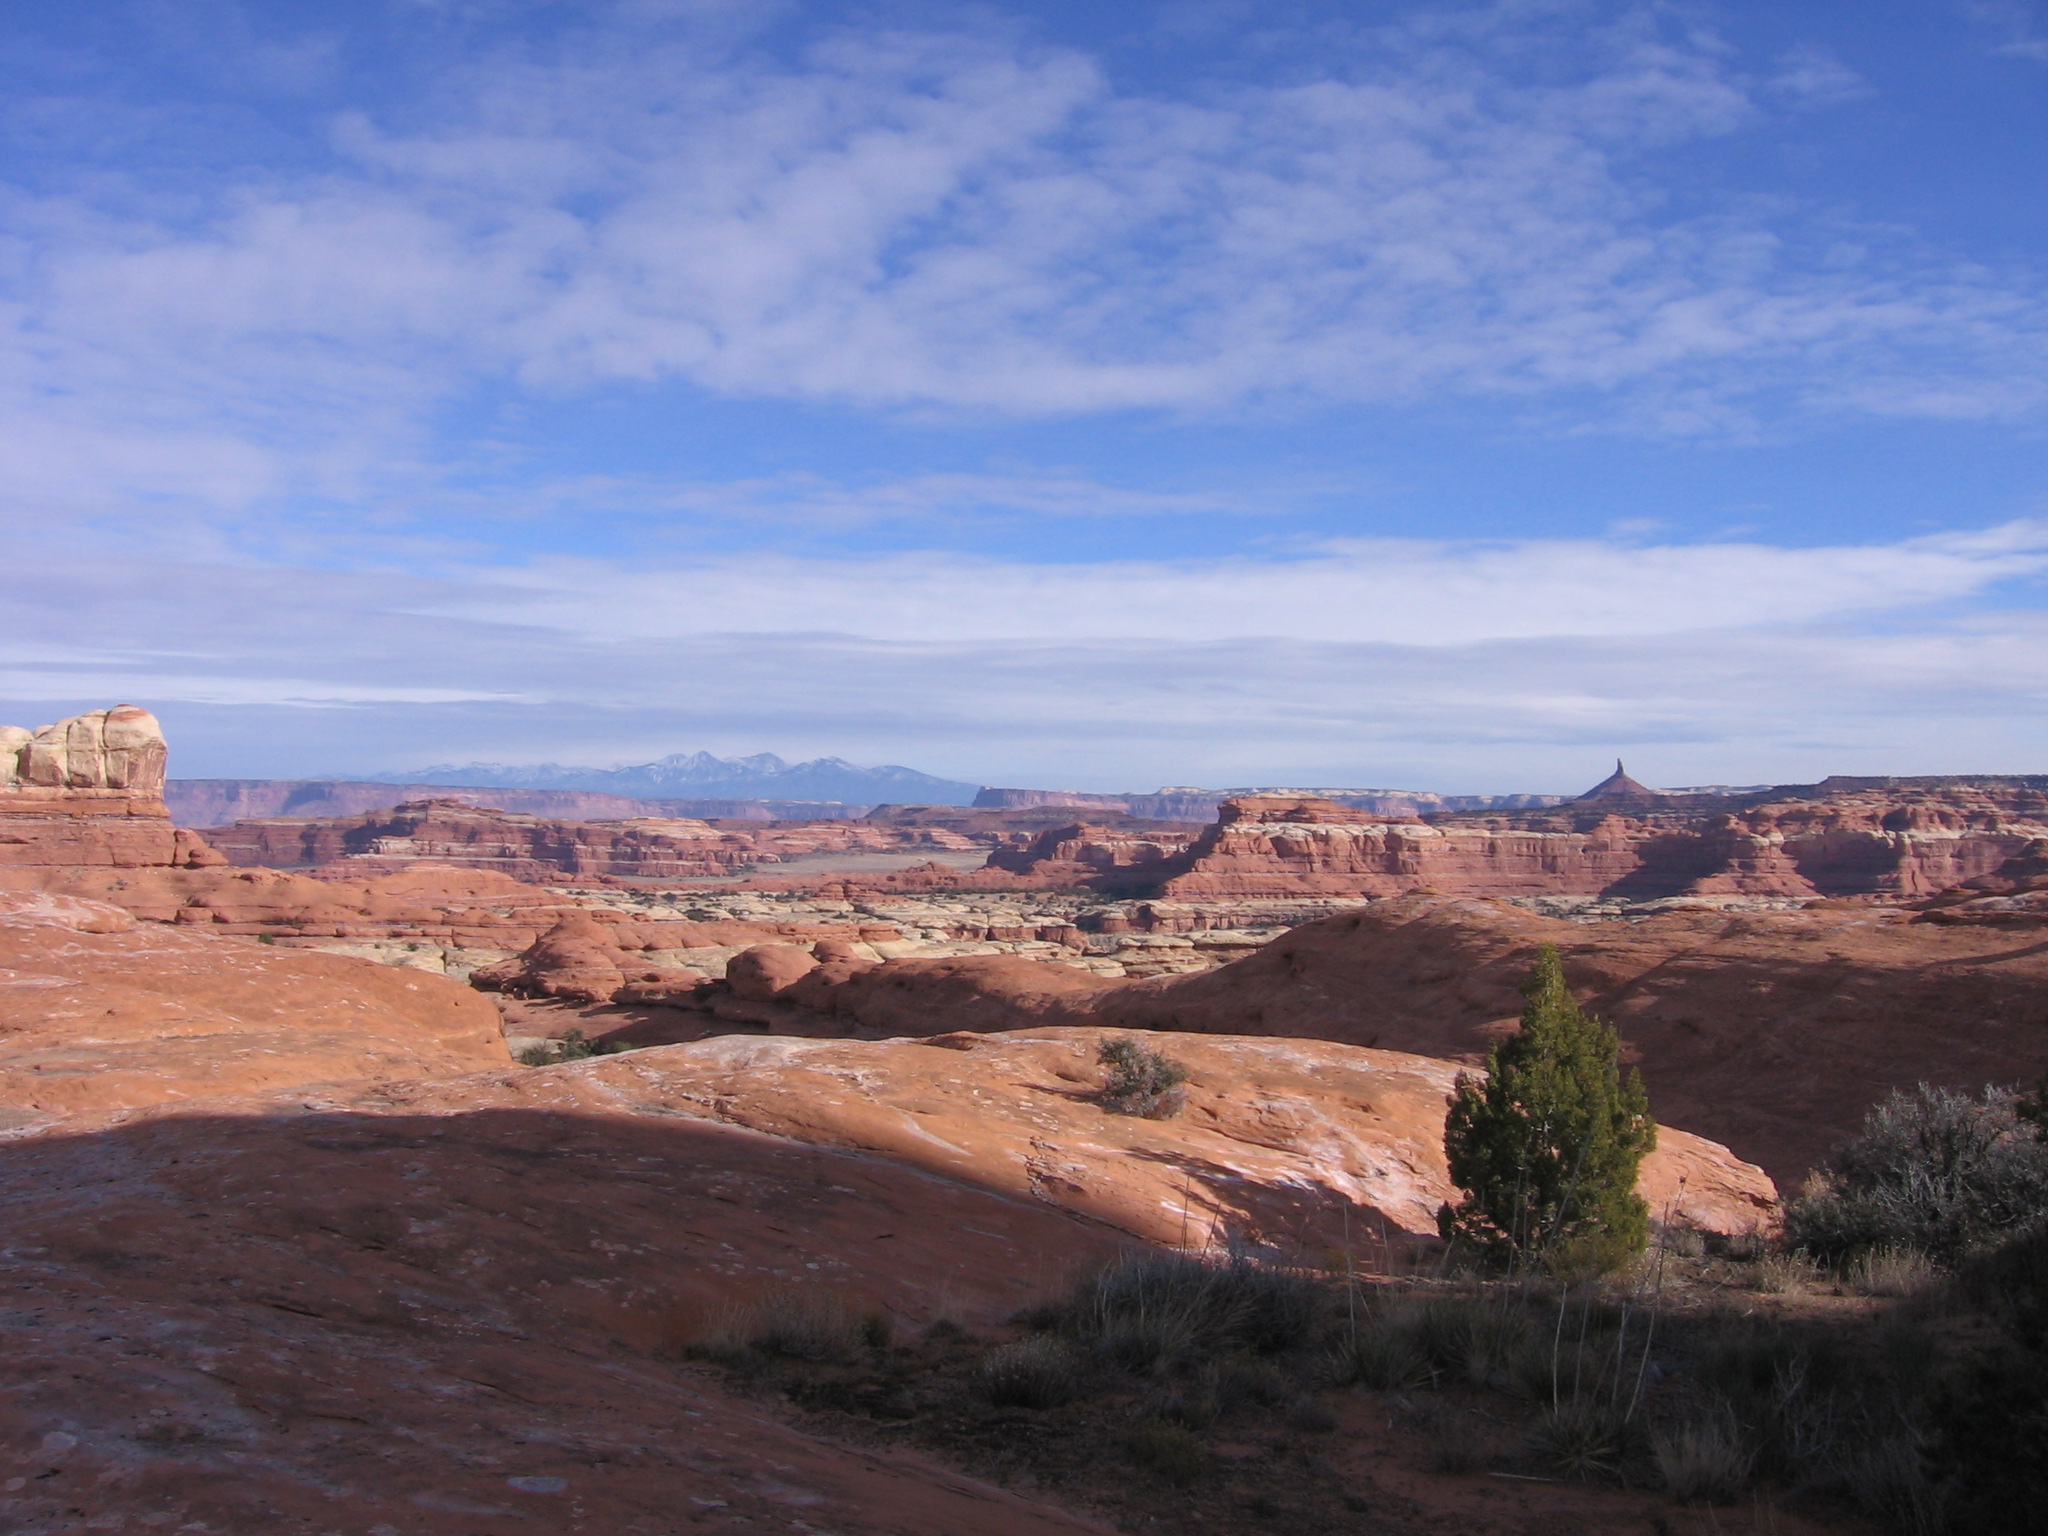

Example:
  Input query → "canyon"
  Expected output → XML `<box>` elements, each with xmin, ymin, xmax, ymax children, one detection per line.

<box><xmin>8</xmin><ymin>706</ymin><xmax>2047</xmax><ymax>1532</ymax></box>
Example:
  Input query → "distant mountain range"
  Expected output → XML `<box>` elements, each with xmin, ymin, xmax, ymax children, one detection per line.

<box><xmin>359</xmin><ymin>751</ymin><xmax>984</xmax><ymax>806</ymax></box>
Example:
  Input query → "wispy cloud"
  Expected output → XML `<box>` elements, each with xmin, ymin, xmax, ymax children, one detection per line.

<box><xmin>3</xmin><ymin>521</ymin><xmax>2046</xmax><ymax>785</ymax></box>
<box><xmin>6</xmin><ymin>1</ymin><xmax>2048</xmax><ymax>543</ymax></box>
<box><xmin>451</xmin><ymin>522</ymin><xmax>2048</xmax><ymax>645</ymax></box>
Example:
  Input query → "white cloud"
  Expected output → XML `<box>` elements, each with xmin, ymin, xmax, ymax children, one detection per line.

<box><xmin>446</xmin><ymin>521</ymin><xmax>2048</xmax><ymax>645</ymax></box>
<box><xmin>3</xmin><ymin>521</ymin><xmax>2048</xmax><ymax>785</ymax></box>
<box><xmin>3</xmin><ymin>1</ymin><xmax>2047</xmax><ymax>542</ymax></box>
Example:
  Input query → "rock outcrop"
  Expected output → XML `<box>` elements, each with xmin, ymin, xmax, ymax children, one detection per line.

<box><xmin>1122</xmin><ymin>785</ymin><xmax>2048</xmax><ymax>901</ymax></box>
<box><xmin>0</xmin><ymin>706</ymin><xmax>224</xmax><ymax>876</ymax></box>
<box><xmin>983</xmin><ymin>820</ymin><xmax>1196</xmax><ymax>890</ymax></box>
<box><xmin>0</xmin><ymin>891</ymin><xmax>506</xmax><ymax>1124</ymax></box>
<box><xmin>201</xmin><ymin>799</ymin><xmax>987</xmax><ymax>882</ymax></box>
<box><xmin>583</xmin><ymin>1029</ymin><xmax>1774</xmax><ymax>1248</ymax></box>
<box><xmin>1077</xmin><ymin>896</ymin><xmax>2048</xmax><ymax>1187</ymax></box>
<box><xmin>0</xmin><ymin>1077</ymin><xmax>1122</xmax><ymax>1536</ymax></box>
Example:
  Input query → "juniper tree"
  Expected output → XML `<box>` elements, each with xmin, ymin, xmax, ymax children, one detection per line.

<box><xmin>1439</xmin><ymin>945</ymin><xmax>1656</xmax><ymax>1269</ymax></box>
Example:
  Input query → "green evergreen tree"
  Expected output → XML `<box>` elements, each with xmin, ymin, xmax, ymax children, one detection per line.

<box><xmin>1438</xmin><ymin>945</ymin><xmax>1657</xmax><ymax>1270</ymax></box>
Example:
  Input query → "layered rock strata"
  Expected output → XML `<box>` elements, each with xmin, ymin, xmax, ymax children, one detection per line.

<box><xmin>1120</xmin><ymin>787</ymin><xmax>2048</xmax><ymax>901</ymax></box>
<box><xmin>203</xmin><ymin>799</ymin><xmax>985</xmax><ymax>882</ymax></box>
<box><xmin>0</xmin><ymin>706</ymin><xmax>223</xmax><ymax>875</ymax></box>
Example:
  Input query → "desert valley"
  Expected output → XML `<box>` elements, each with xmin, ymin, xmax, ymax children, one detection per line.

<box><xmin>1</xmin><ymin>705</ymin><xmax>2044</xmax><ymax>1534</ymax></box>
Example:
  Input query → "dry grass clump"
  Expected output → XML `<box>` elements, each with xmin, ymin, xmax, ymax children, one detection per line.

<box><xmin>1847</xmin><ymin>1246</ymin><xmax>1940</xmax><ymax>1298</ymax></box>
<box><xmin>1326</xmin><ymin>1315</ymin><xmax>1432</xmax><ymax>1391</ymax></box>
<box><xmin>1530</xmin><ymin>1395</ymin><xmax>1632</xmax><ymax>1480</ymax></box>
<box><xmin>750</xmin><ymin>1284</ymin><xmax>865</xmax><ymax>1360</ymax></box>
<box><xmin>1752</xmin><ymin>1251</ymin><xmax>1821</xmax><ymax>1293</ymax></box>
<box><xmin>977</xmin><ymin>1336</ymin><xmax>1083</xmax><ymax>1409</ymax></box>
<box><xmin>1652</xmin><ymin>1407</ymin><xmax>1754</xmax><ymax>1504</ymax></box>
<box><xmin>677</xmin><ymin>1285</ymin><xmax>887</xmax><ymax>1365</ymax></box>
<box><xmin>1061</xmin><ymin>1250</ymin><xmax>1321</xmax><ymax>1370</ymax></box>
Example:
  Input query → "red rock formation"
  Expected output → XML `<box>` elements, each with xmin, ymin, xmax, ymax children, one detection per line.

<box><xmin>0</xmin><ymin>1086</ymin><xmax>1124</xmax><ymax>1536</ymax></box>
<box><xmin>205</xmin><ymin>798</ymin><xmax>765</xmax><ymax>880</ymax></box>
<box><xmin>1072</xmin><ymin>895</ymin><xmax>2048</xmax><ymax>1187</ymax></box>
<box><xmin>0</xmin><ymin>891</ymin><xmax>506</xmax><ymax>1123</ymax></box>
<box><xmin>1133</xmin><ymin>786</ymin><xmax>2048</xmax><ymax>901</ymax></box>
<box><xmin>202</xmin><ymin>798</ymin><xmax>987</xmax><ymax>882</ymax></box>
<box><xmin>556</xmin><ymin>1029</ymin><xmax>1773</xmax><ymax>1247</ymax></box>
<box><xmin>983</xmin><ymin>821</ymin><xmax>1195</xmax><ymax>890</ymax></box>
<box><xmin>0</xmin><ymin>706</ymin><xmax>225</xmax><ymax>876</ymax></box>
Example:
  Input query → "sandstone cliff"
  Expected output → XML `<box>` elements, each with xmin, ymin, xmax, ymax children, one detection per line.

<box><xmin>0</xmin><ymin>706</ymin><xmax>223</xmax><ymax>876</ymax></box>
<box><xmin>201</xmin><ymin>798</ymin><xmax>987</xmax><ymax>882</ymax></box>
<box><xmin>1113</xmin><ymin>786</ymin><xmax>2048</xmax><ymax>901</ymax></box>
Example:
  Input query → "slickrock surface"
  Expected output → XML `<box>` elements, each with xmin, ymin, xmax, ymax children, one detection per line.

<box><xmin>0</xmin><ymin>892</ymin><xmax>507</xmax><ymax>1123</ymax></box>
<box><xmin>0</xmin><ymin>706</ymin><xmax>224</xmax><ymax>875</ymax></box>
<box><xmin>497</xmin><ymin>1030</ymin><xmax>1774</xmax><ymax>1247</ymax></box>
<box><xmin>0</xmin><ymin>1093</ymin><xmax>1122</xmax><ymax>1536</ymax></box>
<box><xmin>1134</xmin><ymin>788</ymin><xmax>2048</xmax><ymax>900</ymax></box>
<box><xmin>1079</xmin><ymin>895</ymin><xmax>2048</xmax><ymax>1185</ymax></box>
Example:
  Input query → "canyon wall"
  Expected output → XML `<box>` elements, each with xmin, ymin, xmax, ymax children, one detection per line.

<box><xmin>0</xmin><ymin>706</ymin><xmax>222</xmax><ymax>876</ymax></box>
<box><xmin>202</xmin><ymin>798</ymin><xmax>986</xmax><ymax>882</ymax></box>
<box><xmin>1124</xmin><ymin>788</ymin><xmax>2048</xmax><ymax>901</ymax></box>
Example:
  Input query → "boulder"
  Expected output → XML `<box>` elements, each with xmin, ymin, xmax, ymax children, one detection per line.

<box><xmin>726</xmin><ymin>943</ymin><xmax>821</xmax><ymax>1001</ymax></box>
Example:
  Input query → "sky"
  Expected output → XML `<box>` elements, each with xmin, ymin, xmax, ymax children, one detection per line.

<box><xmin>2</xmin><ymin>0</ymin><xmax>2046</xmax><ymax>792</ymax></box>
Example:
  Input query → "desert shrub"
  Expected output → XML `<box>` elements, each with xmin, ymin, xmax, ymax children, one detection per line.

<box><xmin>978</xmin><ymin>1336</ymin><xmax>1083</xmax><ymax>1408</ymax></box>
<box><xmin>1329</xmin><ymin>1315</ymin><xmax>1433</xmax><ymax>1391</ymax></box>
<box><xmin>1652</xmin><ymin>1406</ymin><xmax>1754</xmax><ymax>1504</ymax></box>
<box><xmin>556</xmin><ymin>1027</ymin><xmax>630</xmax><ymax>1060</ymax></box>
<box><xmin>1064</xmin><ymin>1251</ymin><xmax>1321</xmax><ymax>1370</ymax></box>
<box><xmin>1439</xmin><ymin>946</ymin><xmax>1656</xmax><ymax>1270</ymax></box>
<box><xmin>1413</xmin><ymin>1295</ymin><xmax>1531</xmax><ymax>1386</ymax></box>
<box><xmin>1126</xmin><ymin>1418</ymin><xmax>1206</xmax><ymax>1484</ymax></box>
<box><xmin>517</xmin><ymin>1028</ymin><xmax>631</xmax><ymax>1066</ymax></box>
<box><xmin>1784</xmin><ymin>1083</ymin><xmax>2048</xmax><ymax>1266</ymax></box>
<box><xmin>749</xmin><ymin>1286</ymin><xmax>863</xmax><ymax>1361</ymax></box>
<box><xmin>1096</xmin><ymin>1037</ymin><xmax>1188</xmax><ymax>1119</ymax></box>
<box><xmin>1928</xmin><ymin>1224</ymin><xmax>2048</xmax><ymax>1534</ymax></box>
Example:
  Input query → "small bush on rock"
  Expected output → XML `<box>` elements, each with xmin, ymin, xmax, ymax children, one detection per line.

<box><xmin>1097</xmin><ymin>1037</ymin><xmax>1188</xmax><ymax>1119</ymax></box>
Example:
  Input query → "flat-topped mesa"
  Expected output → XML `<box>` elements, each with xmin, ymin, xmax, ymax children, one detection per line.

<box><xmin>0</xmin><ymin>706</ymin><xmax>222</xmax><ymax>876</ymax></box>
<box><xmin>1129</xmin><ymin>773</ymin><xmax>2048</xmax><ymax>902</ymax></box>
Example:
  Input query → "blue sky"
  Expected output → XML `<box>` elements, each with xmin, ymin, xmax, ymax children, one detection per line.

<box><xmin>2</xmin><ymin>0</ymin><xmax>2046</xmax><ymax>791</ymax></box>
